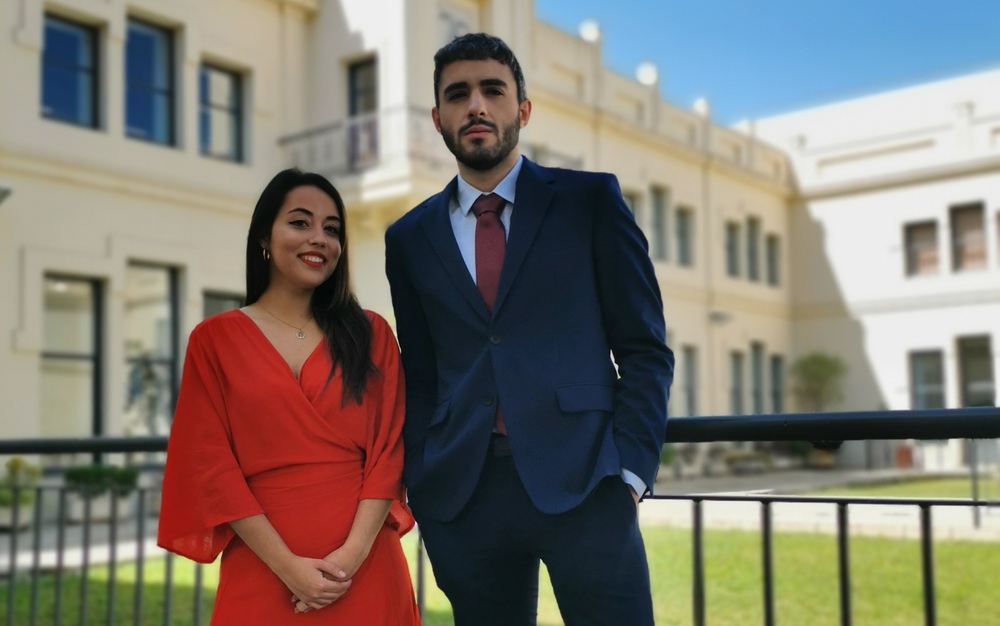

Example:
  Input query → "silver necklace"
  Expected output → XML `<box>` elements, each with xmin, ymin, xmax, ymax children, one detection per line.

<box><xmin>258</xmin><ymin>304</ymin><xmax>312</xmax><ymax>340</ymax></box>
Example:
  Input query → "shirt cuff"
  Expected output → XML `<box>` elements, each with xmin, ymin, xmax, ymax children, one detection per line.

<box><xmin>621</xmin><ymin>468</ymin><xmax>647</xmax><ymax>500</ymax></box>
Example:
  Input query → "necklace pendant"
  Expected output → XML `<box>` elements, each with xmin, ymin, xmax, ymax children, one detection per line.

<box><xmin>296</xmin><ymin>330</ymin><xmax>306</xmax><ymax>340</ymax></box>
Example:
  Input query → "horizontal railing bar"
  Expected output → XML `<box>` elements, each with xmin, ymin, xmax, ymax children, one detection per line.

<box><xmin>0</xmin><ymin>407</ymin><xmax>996</xmax><ymax>456</ymax></box>
<box><xmin>665</xmin><ymin>407</ymin><xmax>1000</xmax><ymax>442</ymax></box>
<box><xmin>650</xmin><ymin>494</ymin><xmax>1000</xmax><ymax>507</ymax></box>
<box><xmin>0</xmin><ymin>437</ymin><xmax>167</xmax><ymax>454</ymax></box>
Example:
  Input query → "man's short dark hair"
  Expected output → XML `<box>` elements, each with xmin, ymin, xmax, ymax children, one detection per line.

<box><xmin>433</xmin><ymin>33</ymin><xmax>527</xmax><ymax>107</ymax></box>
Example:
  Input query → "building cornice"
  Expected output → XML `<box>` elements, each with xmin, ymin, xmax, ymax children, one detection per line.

<box><xmin>797</xmin><ymin>154</ymin><xmax>1000</xmax><ymax>200</ymax></box>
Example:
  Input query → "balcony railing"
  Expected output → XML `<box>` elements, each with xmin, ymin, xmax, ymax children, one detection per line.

<box><xmin>278</xmin><ymin>106</ymin><xmax>589</xmax><ymax>180</ymax></box>
<box><xmin>1</xmin><ymin>407</ymin><xmax>998</xmax><ymax>625</ymax></box>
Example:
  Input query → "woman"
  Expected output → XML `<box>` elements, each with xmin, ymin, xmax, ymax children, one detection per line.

<box><xmin>158</xmin><ymin>169</ymin><xmax>420</xmax><ymax>624</ymax></box>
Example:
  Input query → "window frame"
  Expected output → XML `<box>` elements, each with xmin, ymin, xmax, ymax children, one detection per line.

<box><xmin>725</xmin><ymin>221</ymin><xmax>741</xmax><ymax>277</ymax></box>
<box><xmin>746</xmin><ymin>217</ymin><xmax>761</xmax><ymax>282</ymax></box>
<box><xmin>682</xmin><ymin>345</ymin><xmax>698</xmax><ymax>416</ymax></box>
<box><xmin>766</xmin><ymin>234</ymin><xmax>781</xmax><ymax>286</ymax></box>
<box><xmin>650</xmin><ymin>186</ymin><xmax>669</xmax><ymax>262</ymax></box>
<box><xmin>41</xmin><ymin>276</ymin><xmax>103</xmax><ymax>437</ymax></box>
<box><xmin>41</xmin><ymin>14</ymin><xmax>100</xmax><ymax>129</ymax></box>
<box><xmin>125</xmin><ymin>17</ymin><xmax>176</xmax><ymax>146</ymax></box>
<box><xmin>909</xmin><ymin>350</ymin><xmax>946</xmax><ymax>410</ymax></box>
<box><xmin>730</xmin><ymin>351</ymin><xmax>745</xmax><ymax>415</ymax></box>
<box><xmin>348</xmin><ymin>57</ymin><xmax>378</xmax><ymax>117</ymax></box>
<box><xmin>770</xmin><ymin>355</ymin><xmax>785</xmax><ymax>413</ymax></box>
<box><xmin>750</xmin><ymin>342</ymin><xmax>765</xmax><ymax>414</ymax></box>
<box><xmin>949</xmin><ymin>203</ymin><xmax>986</xmax><ymax>272</ymax></box>
<box><xmin>125</xmin><ymin>263</ymin><xmax>181</xmax><ymax>426</ymax></box>
<box><xmin>904</xmin><ymin>220</ymin><xmax>939</xmax><ymax>277</ymax></box>
<box><xmin>199</xmin><ymin>63</ymin><xmax>244</xmax><ymax>162</ymax></box>
<box><xmin>676</xmin><ymin>207</ymin><xmax>693</xmax><ymax>267</ymax></box>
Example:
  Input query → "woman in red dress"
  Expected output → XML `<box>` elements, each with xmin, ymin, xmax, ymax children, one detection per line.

<box><xmin>158</xmin><ymin>169</ymin><xmax>420</xmax><ymax>624</ymax></box>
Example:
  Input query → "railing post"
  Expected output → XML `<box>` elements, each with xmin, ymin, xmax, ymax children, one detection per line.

<box><xmin>919</xmin><ymin>505</ymin><xmax>936</xmax><ymax>626</ymax></box>
<box><xmin>836</xmin><ymin>503</ymin><xmax>851</xmax><ymax>626</ymax></box>
<box><xmin>416</xmin><ymin>531</ymin><xmax>426</xmax><ymax>623</ymax></box>
<box><xmin>692</xmin><ymin>498</ymin><xmax>705</xmax><ymax>626</ymax></box>
<box><xmin>761</xmin><ymin>501</ymin><xmax>774</xmax><ymax>626</ymax></box>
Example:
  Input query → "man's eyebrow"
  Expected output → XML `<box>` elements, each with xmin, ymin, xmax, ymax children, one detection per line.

<box><xmin>443</xmin><ymin>81</ymin><xmax>469</xmax><ymax>96</ymax></box>
<box><xmin>479</xmin><ymin>78</ymin><xmax>508</xmax><ymax>89</ymax></box>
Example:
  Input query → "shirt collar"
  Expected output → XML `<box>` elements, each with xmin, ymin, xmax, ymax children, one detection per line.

<box><xmin>455</xmin><ymin>155</ymin><xmax>523</xmax><ymax>217</ymax></box>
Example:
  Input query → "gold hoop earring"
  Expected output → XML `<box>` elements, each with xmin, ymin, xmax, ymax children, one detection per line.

<box><xmin>262</xmin><ymin>248</ymin><xmax>271</xmax><ymax>261</ymax></box>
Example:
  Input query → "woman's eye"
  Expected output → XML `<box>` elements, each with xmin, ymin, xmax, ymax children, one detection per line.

<box><xmin>325</xmin><ymin>227</ymin><xmax>341</xmax><ymax>236</ymax></box>
<box><xmin>289</xmin><ymin>219</ymin><xmax>308</xmax><ymax>228</ymax></box>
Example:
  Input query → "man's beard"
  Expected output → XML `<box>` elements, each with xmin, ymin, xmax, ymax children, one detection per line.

<box><xmin>441</xmin><ymin>118</ymin><xmax>521</xmax><ymax>171</ymax></box>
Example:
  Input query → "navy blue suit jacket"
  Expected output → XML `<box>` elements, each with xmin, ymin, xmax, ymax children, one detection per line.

<box><xmin>385</xmin><ymin>158</ymin><xmax>673</xmax><ymax>522</ymax></box>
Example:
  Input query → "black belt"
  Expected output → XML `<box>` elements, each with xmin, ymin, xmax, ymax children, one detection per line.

<box><xmin>490</xmin><ymin>434</ymin><xmax>512</xmax><ymax>457</ymax></box>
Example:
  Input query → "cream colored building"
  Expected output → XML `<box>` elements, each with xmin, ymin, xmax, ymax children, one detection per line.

<box><xmin>16</xmin><ymin>0</ymin><xmax>990</xmax><ymax>472</ymax></box>
<box><xmin>756</xmin><ymin>70</ymin><xmax>1000</xmax><ymax>468</ymax></box>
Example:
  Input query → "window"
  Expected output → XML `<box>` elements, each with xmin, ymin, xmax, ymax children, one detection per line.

<box><xmin>766</xmin><ymin>235</ymin><xmax>781</xmax><ymax>286</ymax></box>
<box><xmin>41</xmin><ymin>15</ymin><xmax>98</xmax><ymax>127</ymax></box>
<box><xmin>126</xmin><ymin>19</ymin><xmax>174</xmax><ymax>144</ymax></box>
<box><xmin>770</xmin><ymin>355</ymin><xmax>785</xmax><ymax>413</ymax></box>
<box><xmin>348</xmin><ymin>58</ymin><xmax>377</xmax><ymax>116</ymax></box>
<box><xmin>950</xmin><ymin>203</ymin><xmax>985</xmax><ymax>271</ymax></box>
<box><xmin>682</xmin><ymin>346</ymin><xmax>698</xmax><ymax>416</ymax></box>
<box><xmin>203</xmin><ymin>292</ymin><xmax>243</xmax><ymax>319</ymax></box>
<box><xmin>725</xmin><ymin>222</ymin><xmax>741</xmax><ymax>277</ymax></box>
<box><xmin>904</xmin><ymin>221</ymin><xmax>938</xmax><ymax>276</ymax></box>
<box><xmin>200</xmin><ymin>65</ymin><xmax>243</xmax><ymax>161</ymax></box>
<box><xmin>751</xmin><ymin>342</ymin><xmax>765</xmax><ymax>414</ymax></box>
<box><xmin>957</xmin><ymin>336</ymin><xmax>994</xmax><ymax>407</ymax></box>
<box><xmin>41</xmin><ymin>277</ymin><xmax>102</xmax><ymax>437</ymax></box>
<box><xmin>622</xmin><ymin>192</ymin><xmax>639</xmax><ymax>216</ymax></box>
<box><xmin>676</xmin><ymin>208</ymin><xmax>693</xmax><ymax>267</ymax></box>
<box><xmin>730</xmin><ymin>351</ymin><xmax>744</xmax><ymax>415</ymax></box>
<box><xmin>910</xmin><ymin>351</ymin><xmax>945</xmax><ymax>410</ymax></box>
<box><xmin>125</xmin><ymin>264</ymin><xmax>179</xmax><ymax>434</ymax></box>
<box><xmin>650</xmin><ymin>187</ymin><xmax>669</xmax><ymax>261</ymax></box>
<box><xmin>746</xmin><ymin>217</ymin><xmax>761</xmax><ymax>282</ymax></box>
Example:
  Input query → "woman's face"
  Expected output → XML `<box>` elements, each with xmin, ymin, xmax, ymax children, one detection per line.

<box><xmin>264</xmin><ymin>185</ymin><xmax>342</xmax><ymax>293</ymax></box>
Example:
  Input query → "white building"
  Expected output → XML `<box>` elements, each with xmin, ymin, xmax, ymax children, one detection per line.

<box><xmin>1</xmin><ymin>0</ymin><xmax>994</xmax><ymax>470</ymax></box>
<box><xmin>756</xmin><ymin>70</ymin><xmax>1000</xmax><ymax>468</ymax></box>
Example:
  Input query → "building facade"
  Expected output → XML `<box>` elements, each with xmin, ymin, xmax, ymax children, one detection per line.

<box><xmin>2</xmin><ymin>0</ymin><xmax>993</xmax><ymax>470</ymax></box>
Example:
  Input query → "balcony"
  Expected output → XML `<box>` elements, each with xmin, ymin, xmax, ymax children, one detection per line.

<box><xmin>1</xmin><ymin>408</ymin><xmax>998</xmax><ymax>625</ymax></box>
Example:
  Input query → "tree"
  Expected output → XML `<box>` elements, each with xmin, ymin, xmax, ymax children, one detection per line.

<box><xmin>790</xmin><ymin>352</ymin><xmax>847</xmax><ymax>412</ymax></box>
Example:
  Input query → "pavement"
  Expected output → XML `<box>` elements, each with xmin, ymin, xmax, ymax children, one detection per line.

<box><xmin>640</xmin><ymin>468</ymin><xmax>1000</xmax><ymax>541</ymax></box>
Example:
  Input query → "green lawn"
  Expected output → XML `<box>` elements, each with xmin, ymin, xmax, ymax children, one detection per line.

<box><xmin>5</xmin><ymin>526</ymin><xmax>994</xmax><ymax>625</ymax></box>
<box><xmin>802</xmin><ymin>477</ymin><xmax>999</xmax><ymax>500</ymax></box>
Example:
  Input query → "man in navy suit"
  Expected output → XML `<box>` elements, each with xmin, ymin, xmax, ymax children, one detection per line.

<box><xmin>385</xmin><ymin>33</ymin><xmax>673</xmax><ymax>626</ymax></box>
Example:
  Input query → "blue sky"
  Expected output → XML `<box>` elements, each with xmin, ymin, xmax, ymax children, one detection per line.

<box><xmin>534</xmin><ymin>0</ymin><xmax>1000</xmax><ymax>125</ymax></box>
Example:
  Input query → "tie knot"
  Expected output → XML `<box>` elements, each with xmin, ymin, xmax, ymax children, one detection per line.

<box><xmin>471</xmin><ymin>193</ymin><xmax>505</xmax><ymax>218</ymax></box>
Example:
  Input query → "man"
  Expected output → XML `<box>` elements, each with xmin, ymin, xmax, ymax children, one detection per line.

<box><xmin>385</xmin><ymin>33</ymin><xmax>673</xmax><ymax>626</ymax></box>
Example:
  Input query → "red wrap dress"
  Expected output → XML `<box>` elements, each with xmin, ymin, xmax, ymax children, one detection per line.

<box><xmin>157</xmin><ymin>309</ymin><xmax>420</xmax><ymax>625</ymax></box>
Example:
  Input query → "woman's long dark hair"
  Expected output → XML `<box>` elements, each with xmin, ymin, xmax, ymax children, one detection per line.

<box><xmin>245</xmin><ymin>168</ymin><xmax>375</xmax><ymax>405</ymax></box>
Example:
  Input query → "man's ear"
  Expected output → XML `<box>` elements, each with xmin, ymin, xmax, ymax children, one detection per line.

<box><xmin>518</xmin><ymin>99</ymin><xmax>532</xmax><ymax>129</ymax></box>
<box><xmin>432</xmin><ymin>107</ymin><xmax>442</xmax><ymax>133</ymax></box>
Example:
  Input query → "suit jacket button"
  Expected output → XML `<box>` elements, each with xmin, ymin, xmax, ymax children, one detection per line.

<box><xmin>490</xmin><ymin>334</ymin><xmax>502</xmax><ymax>345</ymax></box>
<box><xmin>483</xmin><ymin>397</ymin><xmax>494</xmax><ymax>406</ymax></box>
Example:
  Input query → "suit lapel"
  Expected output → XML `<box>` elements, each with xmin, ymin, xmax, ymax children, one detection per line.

<box><xmin>418</xmin><ymin>178</ymin><xmax>491</xmax><ymax>322</ymax></box>
<box><xmin>494</xmin><ymin>159</ymin><xmax>555</xmax><ymax>314</ymax></box>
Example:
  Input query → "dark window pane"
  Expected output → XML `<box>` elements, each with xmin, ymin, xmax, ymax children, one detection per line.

<box><xmin>349</xmin><ymin>59</ymin><xmax>377</xmax><ymax>116</ymax></box>
<box><xmin>204</xmin><ymin>293</ymin><xmax>243</xmax><ymax>318</ymax></box>
<box><xmin>126</xmin><ymin>19</ymin><xmax>173</xmax><ymax>144</ymax></box>
<box><xmin>42</xmin><ymin>16</ymin><xmax>97</xmax><ymax>127</ymax></box>
<box><xmin>911</xmin><ymin>351</ymin><xmax>945</xmax><ymax>410</ymax></box>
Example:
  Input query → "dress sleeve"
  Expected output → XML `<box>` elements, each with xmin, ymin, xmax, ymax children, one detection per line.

<box><xmin>360</xmin><ymin>313</ymin><xmax>415</xmax><ymax>536</ymax></box>
<box><xmin>157</xmin><ymin>324</ymin><xmax>265</xmax><ymax>563</ymax></box>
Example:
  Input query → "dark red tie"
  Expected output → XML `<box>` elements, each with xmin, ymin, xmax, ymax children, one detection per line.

<box><xmin>471</xmin><ymin>193</ymin><xmax>507</xmax><ymax>434</ymax></box>
<box><xmin>471</xmin><ymin>193</ymin><xmax>506</xmax><ymax>312</ymax></box>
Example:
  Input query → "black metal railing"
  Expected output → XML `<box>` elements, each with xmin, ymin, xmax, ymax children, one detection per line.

<box><xmin>1</xmin><ymin>407</ymin><xmax>998</xmax><ymax>625</ymax></box>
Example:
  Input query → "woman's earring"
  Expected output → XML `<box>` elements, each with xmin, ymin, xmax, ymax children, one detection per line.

<box><xmin>262</xmin><ymin>248</ymin><xmax>271</xmax><ymax>261</ymax></box>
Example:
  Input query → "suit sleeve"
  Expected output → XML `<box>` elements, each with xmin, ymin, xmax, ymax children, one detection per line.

<box><xmin>592</xmin><ymin>174</ymin><xmax>675</xmax><ymax>492</ymax></box>
<box><xmin>157</xmin><ymin>325</ymin><xmax>265</xmax><ymax>563</ymax></box>
<box><xmin>359</xmin><ymin>312</ymin><xmax>415</xmax><ymax>535</ymax></box>
<box><xmin>385</xmin><ymin>225</ymin><xmax>439</xmax><ymax>487</ymax></box>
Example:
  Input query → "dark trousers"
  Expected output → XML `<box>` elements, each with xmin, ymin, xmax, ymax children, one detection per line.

<box><xmin>416</xmin><ymin>444</ymin><xmax>654</xmax><ymax>626</ymax></box>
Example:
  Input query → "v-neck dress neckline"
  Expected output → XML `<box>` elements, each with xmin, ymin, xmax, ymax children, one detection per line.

<box><xmin>235</xmin><ymin>309</ymin><xmax>325</xmax><ymax>382</ymax></box>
